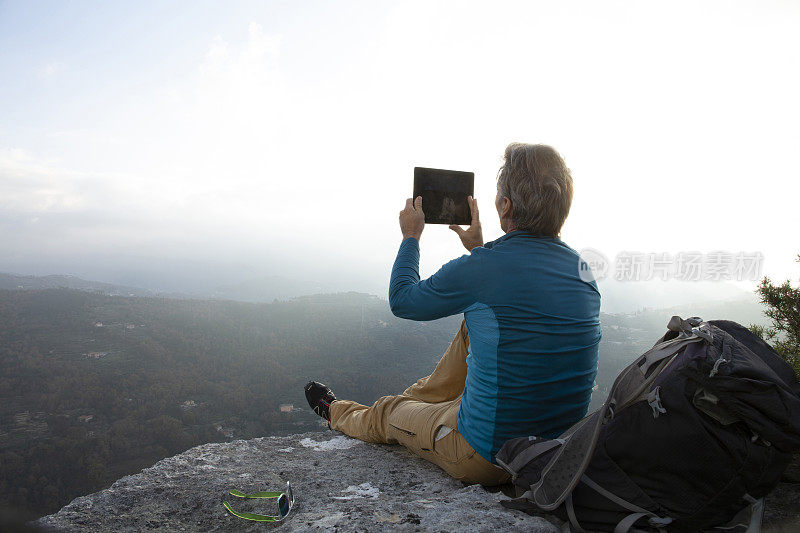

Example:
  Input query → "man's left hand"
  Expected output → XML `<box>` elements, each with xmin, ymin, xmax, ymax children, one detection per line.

<box><xmin>449</xmin><ymin>196</ymin><xmax>483</xmax><ymax>251</ymax></box>
<box><xmin>399</xmin><ymin>196</ymin><xmax>425</xmax><ymax>241</ymax></box>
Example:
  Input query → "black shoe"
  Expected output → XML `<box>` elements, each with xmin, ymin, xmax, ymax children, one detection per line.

<box><xmin>305</xmin><ymin>380</ymin><xmax>337</xmax><ymax>421</ymax></box>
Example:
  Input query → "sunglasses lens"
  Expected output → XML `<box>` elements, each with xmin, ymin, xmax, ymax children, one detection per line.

<box><xmin>287</xmin><ymin>483</ymin><xmax>294</xmax><ymax>503</ymax></box>
<box><xmin>278</xmin><ymin>494</ymin><xmax>290</xmax><ymax>518</ymax></box>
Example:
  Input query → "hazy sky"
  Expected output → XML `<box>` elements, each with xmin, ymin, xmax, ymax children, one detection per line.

<box><xmin>1</xmin><ymin>0</ymin><xmax>798</xmax><ymax>295</ymax></box>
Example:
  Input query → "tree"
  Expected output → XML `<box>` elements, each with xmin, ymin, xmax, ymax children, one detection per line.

<box><xmin>751</xmin><ymin>254</ymin><xmax>800</xmax><ymax>376</ymax></box>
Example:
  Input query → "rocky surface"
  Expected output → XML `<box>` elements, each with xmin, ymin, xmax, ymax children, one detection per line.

<box><xmin>34</xmin><ymin>432</ymin><xmax>558</xmax><ymax>532</ymax></box>
<box><xmin>34</xmin><ymin>431</ymin><xmax>800</xmax><ymax>532</ymax></box>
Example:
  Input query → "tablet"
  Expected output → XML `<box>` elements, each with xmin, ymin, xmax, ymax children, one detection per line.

<box><xmin>413</xmin><ymin>167</ymin><xmax>474</xmax><ymax>225</ymax></box>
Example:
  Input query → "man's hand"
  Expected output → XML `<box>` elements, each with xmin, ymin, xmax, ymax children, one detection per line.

<box><xmin>449</xmin><ymin>196</ymin><xmax>483</xmax><ymax>251</ymax></box>
<box><xmin>400</xmin><ymin>196</ymin><xmax>425</xmax><ymax>241</ymax></box>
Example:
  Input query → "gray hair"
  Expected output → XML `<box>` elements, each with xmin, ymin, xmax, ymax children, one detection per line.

<box><xmin>496</xmin><ymin>143</ymin><xmax>574</xmax><ymax>236</ymax></box>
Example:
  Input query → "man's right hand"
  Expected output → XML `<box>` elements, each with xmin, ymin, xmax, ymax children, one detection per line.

<box><xmin>449</xmin><ymin>196</ymin><xmax>484</xmax><ymax>251</ymax></box>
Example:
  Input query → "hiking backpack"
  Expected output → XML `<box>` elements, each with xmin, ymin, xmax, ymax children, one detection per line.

<box><xmin>495</xmin><ymin>316</ymin><xmax>800</xmax><ymax>532</ymax></box>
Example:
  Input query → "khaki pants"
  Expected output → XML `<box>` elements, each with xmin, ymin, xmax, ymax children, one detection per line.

<box><xmin>330</xmin><ymin>320</ymin><xmax>511</xmax><ymax>486</ymax></box>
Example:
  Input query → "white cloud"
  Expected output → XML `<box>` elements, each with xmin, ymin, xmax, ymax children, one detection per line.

<box><xmin>37</xmin><ymin>62</ymin><xmax>65</xmax><ymax>79</ymax></box>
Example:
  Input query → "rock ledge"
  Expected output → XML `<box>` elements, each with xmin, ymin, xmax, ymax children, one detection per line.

<box><xmin>34</xmin><ymin>431</ymin><xmax>800</xmax><ymax>532</ymax></box>
<box><xmin>35</xmin><ymin>432</ymin><xmax>557</xmax><ymax>532</ymax></box>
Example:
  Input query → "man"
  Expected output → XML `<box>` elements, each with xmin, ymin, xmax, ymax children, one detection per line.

<box><xmin>306</xmin><ymin>143</ymin><xmax>601</xmax><ymax>486</ymax></box>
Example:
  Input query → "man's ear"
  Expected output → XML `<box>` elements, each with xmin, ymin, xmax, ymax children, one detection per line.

<box><xmin>500</xmin><ymin>196</ymin><xmax>514</xmax><ymax>220</ymax></box>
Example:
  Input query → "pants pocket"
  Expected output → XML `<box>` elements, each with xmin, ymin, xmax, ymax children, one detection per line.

<box><xmin>388</xmin><ymin>423</ymin><xmax>416</xmax><ymax>437</ymax></box>
<box><xmin>432</xmin><ymin>427</ymin><xmax>477</xmax><ymax>464</ymax></box>
<box><xmin>386</xmin><ymin>398</ymin><xmax>462</xmax><ymax>456</ymax></box>
<box><xmin>385</xmin><ymin>400</ymin><xmax>435</xmax><ymax>451</ymax></box>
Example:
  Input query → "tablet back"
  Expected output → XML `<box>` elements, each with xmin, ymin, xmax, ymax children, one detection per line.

<box><xmin>413</xmin><ymin>167</ymin><xmax>474</xmax><ymax>225</ymax></box>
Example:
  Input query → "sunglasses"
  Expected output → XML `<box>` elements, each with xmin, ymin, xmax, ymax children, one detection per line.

<box><xmin>223</xmin><ymin>481</ymin><xmax>295</xmax><ymax>522</ymax></box>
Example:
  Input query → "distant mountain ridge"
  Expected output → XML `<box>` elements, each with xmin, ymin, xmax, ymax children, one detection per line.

<box><xmin>596</xmin><ymin>278</ymin><xmax>755</xmax><ymax>314</ymax></box>
<box><xmin>0</xmin><ymin>272</ymin><xmax>340</xmax><ymax>304</ymax></box>
<box><xmin>0</xmin><ymin>272</ymin><xmax>164</xmax><ymax>297</ymax></box>
<box><xmin>1</xmin><ymin>271</ymin><xmax>764</xmax><ymax>317</ymax></box>
<box><xmin>208</xmin><ymin>275</ymin><xmax>334</xmax><ymax>302</ymax></box>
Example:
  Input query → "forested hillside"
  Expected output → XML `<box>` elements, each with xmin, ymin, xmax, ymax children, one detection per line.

<box><xmin>0</xmin><ymin>288</ymin><xmax>765</xmax><ymax>521</ymax></box>
<box><xmin>0</xmin><ymin>289</ymin><xmax>464</xmax><ymax>520</ymax></box>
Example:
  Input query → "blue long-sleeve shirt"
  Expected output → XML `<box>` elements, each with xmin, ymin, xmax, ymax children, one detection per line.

<box><xmin>389</xmin><ymin>230</ymin><xmax>601</xmax><ymax>463</ymax></box>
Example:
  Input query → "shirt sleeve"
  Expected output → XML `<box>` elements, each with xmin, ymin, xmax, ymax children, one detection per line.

<box><xmin>388</xmin><ymin>237</ymin><xmax>482</xmax><ymax>321</ymax></box>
